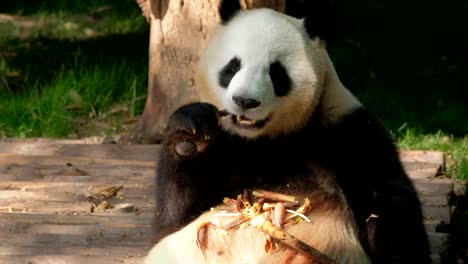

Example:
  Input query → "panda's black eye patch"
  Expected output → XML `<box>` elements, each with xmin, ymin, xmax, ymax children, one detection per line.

<box><xmin>218</xmin><ymin>57</ymin><xmax>241</xmax><ymax>88</ymax></box>
<box><xmin>269</xmin><ymin>61</ymin><xmax>291</xmax><ymax>96</ymax></box>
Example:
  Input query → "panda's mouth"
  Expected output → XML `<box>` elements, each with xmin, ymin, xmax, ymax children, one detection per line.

<box><xmin>231</xmin><ymin>115</ymin><xmax>269</xmax><ymax>128</ymax></box>
<box><xmin>220</xmin><ymin>110</ymin><xmax>269</xmax><ymax>129</ymax></box>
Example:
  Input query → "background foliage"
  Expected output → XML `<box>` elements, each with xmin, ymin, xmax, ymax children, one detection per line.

<box><xmin>0</xmin><ymin>0</ymin><xmax>149</xmax><ymax>138</ymax></box>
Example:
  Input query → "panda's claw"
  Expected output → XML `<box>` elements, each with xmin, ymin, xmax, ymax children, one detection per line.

<box><xmin>165</xmin><ymin>102</ymin><xmax>222</xmax><ymax>158</ymax></box>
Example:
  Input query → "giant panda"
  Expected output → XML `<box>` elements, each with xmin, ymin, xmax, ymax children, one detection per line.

<box><xmin>145</xmin><ymin>0</ymin><xmax>431</xmax><ymax>263</ymax></box>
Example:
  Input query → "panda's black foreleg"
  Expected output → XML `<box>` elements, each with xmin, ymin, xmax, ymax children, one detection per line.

<box><xmin>152</xmin><ymin>102</ymin><xmax>225</xmax><ymax>243</ymax></box>
<box><xmin>366</xmin><ymin>181</ymin><xmax>432</xmax><ymax>264</ymax></box>
<box><xmin>328</xmin><ymin>108</ymin><xmax>431</xmax><ymax>263</ymax></box>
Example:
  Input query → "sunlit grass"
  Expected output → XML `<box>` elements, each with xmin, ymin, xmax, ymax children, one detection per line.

<box><xmin>0</xmin><ymin>0</ymin><xmax>148</xmax><ymax>138</ymax></box>
<box><xmin>0</xmin><ymin>57</ymin><xmax>146</xmax><ymax>138</ymax></box>
<box><xmin>0</xmin><ymin>6</ymin><xmax>147</xmax><ymax>41</ymax></box>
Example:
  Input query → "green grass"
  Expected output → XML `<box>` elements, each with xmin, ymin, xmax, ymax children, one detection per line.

<box><xmin>0</xmin><ymin>56</ymin><xmax>146</xmax><ymax>138</ymax></box>
<box><xmin>351</xmin><ymin>77</ymin><xmax>467</xmax><ymax>179</ymax></box>
<box><xmin>0</xmin><ymin>0</ymin><xmax>149</xmax><ymax>138</ymax></box>
<box><xmin>0</xmin><ymin>0</ymin><xmax>147</xmax><ymax>39</ymax></box>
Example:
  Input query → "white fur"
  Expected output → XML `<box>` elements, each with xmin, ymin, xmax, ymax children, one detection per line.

<box><xmin>145</xmin><ymin>208</ymin><xmax>370</xmax><ymax>264</ymax></box>
<box><xmin>319</xmin><ymin>55</ymin><xmax>361</xmax><ymax>126</ymax></box>
<box><xmin>147</xmin><ymin>7</ymin><xmax>369</xmax><ymax>264</ymax></box>
<box><xmin>197</xmin><ymin>9</ymin><xmax>360</xmax><ymax>139</ymax></box>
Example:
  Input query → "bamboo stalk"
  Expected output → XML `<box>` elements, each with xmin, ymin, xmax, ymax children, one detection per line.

<box><xmin>252</xmin><ymin>190</ymin><xmax>299</xmax><ymax>204</ymax></box>
<box><xmin>250</xmin><ymin>216</ymin><xmax>335</xmax><ymax>264</ymax></box>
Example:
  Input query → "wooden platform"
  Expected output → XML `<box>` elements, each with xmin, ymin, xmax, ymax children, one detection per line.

<box><xmin>0</xmin><ymin>139</ymin><xmax>458</xmax><ymax>263</ymax></box>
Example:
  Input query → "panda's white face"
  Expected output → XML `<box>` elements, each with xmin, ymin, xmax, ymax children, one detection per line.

<box><xmin>197</xmin><ymin>9</ymin><xmax>328</xmax><ymax>139</ymax></box>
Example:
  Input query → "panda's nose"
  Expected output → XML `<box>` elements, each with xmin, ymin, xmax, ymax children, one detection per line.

<box><xmin>232</xmin><ymin>96</ymin><xmax>261</xmax><ymax>110</ymax></box>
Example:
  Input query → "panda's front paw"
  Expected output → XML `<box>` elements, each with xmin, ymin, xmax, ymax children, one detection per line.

<box><xmin>165</xmin><ymin>103</ymin><xmax>221</xmax><ymax>158</ymax></box>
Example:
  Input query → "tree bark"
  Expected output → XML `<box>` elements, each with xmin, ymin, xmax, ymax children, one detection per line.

<box><xmin>126</xmin><ymin>0</ymin><xmax>285</xmax><ymax>144</ymax></box>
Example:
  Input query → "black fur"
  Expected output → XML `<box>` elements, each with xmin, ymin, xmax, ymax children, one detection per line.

<box><xmin>153</xmin><ymin>102</ymin><xmax>431</xmax><ymax>263</ymax></box>
<box><xmin>269</xmin><ymin>61</ymin><xmax>291</xmax><ymax>96</ymax></box>
<box><xmin>285</xmin><ymin>0</ymin><xmax>307</xmax><ymax>18</ymax></box>
<box><xmin>218</xmin><ymin>57</ymin><xmax>241</xmax><ymax>88</ymax></box>
<box><xmin>303</xmin><ymin>0</ymin><xmax>337</xmax><ymax>43</ymax></box>
<box><xmin>152</xmin><ymin>103</ymin><xmax>223</xmax><ymax>243</ymax></box>
<box><xmin>325</xmin><ymin>107</ymin><xmax>431</xmax><ymax>263</ymax></box>
<box><xmin>219</xmin><ymin>0</ymin><xmax>241</xmax><ymax>24</ymax></box>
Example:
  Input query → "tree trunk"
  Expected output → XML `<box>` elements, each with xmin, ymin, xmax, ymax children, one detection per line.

<box><xmin>126</xmin><ymin>0</ymin><xmax>286</xmax><ymax>144</ymax></box>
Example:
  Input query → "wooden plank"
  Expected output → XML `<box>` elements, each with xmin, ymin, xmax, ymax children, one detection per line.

<box><xmin>0</xmin><ymin>143</ymin><xmax>443</xmax><ymax>169</ymax></box>
<box><xmin>0</xmin><ymin>181</ymin><xmax>154</xmax><ymax>192</ymax></box>
<box><xmin>403</xmin><ymin>162</ymin><xmax>442</xmax><ymax>180</ymax></box>
<box><xmin>0</xmin><ymin>142</ymin><xmax>160</xmax><ymax>162</ymax></box>
<box><xmin>0</xmin><ymin>223</ymin><xmax>151</xmax><ymax>246</ymax></box>
<box><xmin>0</xmin><ymin>212</ymin><xmax>152</xmax><ymax>226</ymax></box>
<box><xmin>0</xmin><ymin>181</ymin><xmax>155</xmax><ymax>200</ymax></box>
<box><xmin>0</xmin><ymin>182</ymin><xmax>155</xmax><ymax>214</ymax></box>
<box><xmin>0</xmin><ymin>197</ymin><xmax>155</xmax><ymax>214</ymax></box>
<box><xmin>0</xmin><ymin>146</ymin><xmax>445</xmax><ymax>180</ymax></box>
<box><xmin>421</xmin><ymin>195</ymin><xmax>451</xmax><ymax>207</ymax></box>
<box><xmin>424</xmin><ymin>219</ymin><xmax>449</xmax><ymax>233</ymax></box>
<box><xmin>0</xmin><ymin>172</ymin><xmax>154</xmax><ymax>184</ymax></box>
<box><xmin>0</xmin><ymin>199</ymin><xmax>155</xmax><ymax>215</ymax></box>
<box><xmin>399</xmin><ymin>150</ymin><xmax>444</xmax><ymax>166</ymax></box>
<box><xmin>422</xmin><ymin>205</ymin><xmax>451</xmax><ymax>224</ymax></box>
<box><xmin>0</xmin><ymin>137</ymin><xmax>106</xmax><ymax>145</ymax></box>
<box><xmin>0</xmin><ymin>245</ymin><xmax>148</xmax><ymax>263</ymax></box>
<box><xmin>0</xmin><ymin>152</ymin><xmax>445</xmax><ymax>183</ymax></box>
<box><xmin>0</xmin><ymin>190</ymin><xmax>154</xmax><ymax>203</ymax></box>
<box><xmin>413</xmin><ymin>178</ymin><xmax>454</xmax><ymax>196</ymax></box>
<box><xmin>419</xmin><ymin>195</ymin><xmax>450</xmax><ymax>207</ymax></box>
<box><xmin>44</xmin><ymin>175</ymin><xmax>153</xmax><ymax>184</ymax></box>
<box><xmin>0</xmin><ymin>255</ymin><xmax>145</xmax><ymax>264</ymax></box>
<box><xmin>0</xmin><ymin>154</ymin><xmax>156</xmax><ymax>183</ymax></box>
<box><xmin>399</xmin><ymin>150</ymin><xmax>444</xmax><ymax>180</ymax></box>
<box><xmin>0</xmin><ymin>211</ymin><xmax>152</xmax><ymax>263</ymax></box>
<box><xmin>0</xmin><ymin>153</ymin><xmax>156</xmax><ymax>167</ymax></box>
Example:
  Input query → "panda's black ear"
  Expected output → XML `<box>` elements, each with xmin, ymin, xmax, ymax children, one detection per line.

<box><xmin>303</xmin><ymin>0</ymin><xmax>337</xmax><ymax>43</ymax></box>
<box><xmin>219</xmin><ymin>0</ymin><xmax>241</xmax><ymax>24</ymax></box>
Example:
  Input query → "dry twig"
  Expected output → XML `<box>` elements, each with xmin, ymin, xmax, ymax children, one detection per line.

<box><xmin>251</xmin><ymin>216</ymin><xmax>335</xmax><ymax>264</ymax></box>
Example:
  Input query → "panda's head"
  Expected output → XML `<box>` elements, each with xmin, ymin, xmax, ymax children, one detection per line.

<box><xmin>197</xmin><ymin>0</ymin><xmax>345</xmax><ymax>139</ymax></box>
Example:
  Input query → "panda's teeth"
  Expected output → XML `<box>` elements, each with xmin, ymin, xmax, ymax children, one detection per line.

<box><xmin>235</xmin><ymin>115</ymin><xmax>258</xmax><ymax>126</ymax></box>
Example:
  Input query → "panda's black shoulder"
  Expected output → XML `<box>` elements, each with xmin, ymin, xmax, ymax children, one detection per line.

<box><xmin>317</xmin><ymin>106</ymin><xmax>407</xmax><ymax>179</ymax></box>
<box><xmin>332</xmin><ymin>107</ymin><xmax>395</xmax><ymax>145</ymax></box>
<box><xmin>339</xmin><ymin>107</ymin><xmax>396</xmax><ymax>148</ymax></box>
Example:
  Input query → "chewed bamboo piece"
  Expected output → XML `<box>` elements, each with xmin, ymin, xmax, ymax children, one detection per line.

<box><xmin>252</xmin><ymin>189</ymin><xmax>299</xmax><ymax>204</ymax></box>
<box><xmin>251</xmin><ymin>216</ymin><xmax>335</xmax><ymax>264</ymax></box>
<box><xmin>196</xmin><ymin>189</ymin><xmax>336</xmax><ymax>263</ymax></box>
